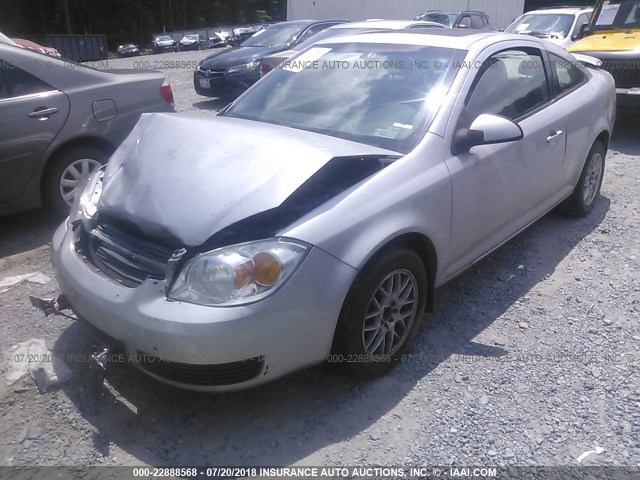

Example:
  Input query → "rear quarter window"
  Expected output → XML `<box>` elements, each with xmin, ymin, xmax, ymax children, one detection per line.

<box><xmin>549</xmin><ymin>53</ymin><xmax>587</xmax><ymax>96</ymax></box>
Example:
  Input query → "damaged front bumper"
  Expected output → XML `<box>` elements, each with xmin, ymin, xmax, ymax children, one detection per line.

<box><xmin>51</xmin><ymin>222</ymin><xmax>357</xmax><ymax>392</ymax></box>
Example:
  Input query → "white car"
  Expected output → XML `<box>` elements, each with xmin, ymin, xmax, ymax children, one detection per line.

<box><xmin>506</xmin><ymin>7</ymin><xmax>593</xmax><ymax>49</ymax></box>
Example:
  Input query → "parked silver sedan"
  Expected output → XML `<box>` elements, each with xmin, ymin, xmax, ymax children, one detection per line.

<box><xmin>52</xmin><ymin>30</ymin><xmax>615</xmax><ymax>391</ymax></box>
<box><xmin>0</xmin><ymin>42</ymin><xmax>174</xmax><ymax>216</ymax></box>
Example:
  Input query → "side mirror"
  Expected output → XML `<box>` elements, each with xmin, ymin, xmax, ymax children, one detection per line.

<box><xmin>577</xmin><ymin>23</ymin><xmax>590</xmax><ymax>39</ymax></box>
<box><xmin>451</xmin><ymin>114</ymin><xmax>523</xmax><ymax>156</ymax></box>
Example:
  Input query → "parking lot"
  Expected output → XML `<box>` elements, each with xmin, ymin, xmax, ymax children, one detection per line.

<box><xmin>0</xmin><ymin>49</ymin><xmax>638</xmax><ymax>467</ymax></box>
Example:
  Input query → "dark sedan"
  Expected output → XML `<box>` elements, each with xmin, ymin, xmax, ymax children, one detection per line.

<box><xmin>194</xmin><ymin>20</ymin><xmax>345</xmax><ymax>99</ymax></box>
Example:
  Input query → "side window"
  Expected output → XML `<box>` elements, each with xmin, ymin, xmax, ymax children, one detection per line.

<box><xmin>459</xmin><ymin>48</ymin><xmax>550</xmax><ymax>127</ymax></box>
<box><xmin>457</xmin><ymin>16</ymin><xmax>472</xmax><ymax>28</ymax></box>
<box><xmin>471</xmin><ymin>15</ymin><xmax>484</xmax><ymax>29</ymax></box>
<box><xmin>0</xmin><ymin>60</ymin><xmax>52</xmax><ymax>99</ymax></box>
<box><xmin>296</xmin><ymin>24</ymin><xmax>331</xmax><ymax>43</ymax></box>
<box><xmin>573</xmin><ymin>13</ymin><xmax>590</xmax><ymax>38</ymax></box>
<box><xmin>549</xmin><ymin>53</ymin><xmax>586</xmax><ymax>95</ymax></box>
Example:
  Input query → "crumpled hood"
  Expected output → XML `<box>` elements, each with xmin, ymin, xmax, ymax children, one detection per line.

<box><xmin>199</xmin><ymin>46</ymin><xmax>283</xmax><ymax>70</ymax></box>
<box><xmin>99</xmin><ymin>113</ymin><xmax>397</xmax><ymax>246</ymax></box>
<box><xmin>569</xmin><ymin>30</ymin><xmax>640</xmax><ymax>52</ymax></box>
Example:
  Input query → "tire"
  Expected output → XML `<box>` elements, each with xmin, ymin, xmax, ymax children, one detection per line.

<box><xmin>331</xmin><ymin>247</ymin><xmax>428</xmax><ymax>379</ymax></box>
<box><xmin>43</xmin><ymin>146</ymin><xmax>109</xmax><ymax>216</ymax></box>
<box><xmin>560</xmin><ymin>140</ymin><xmax>606</xmax><ymax>216</ymax></box>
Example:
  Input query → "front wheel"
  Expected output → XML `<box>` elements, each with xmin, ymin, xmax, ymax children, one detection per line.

<box><xmin>561</xmin><ymin>140</ymin><xmax>606</xmax><ymax>216</ymax></box>
<box><xmin>43</xmin><ymin>146</ymin><xmax>109</xmax><ymax>216</ymax></box>
<box><xmin>331</xmin><ymin>248</ymin><xmax>428</xmax><ymax>379</ymax></box>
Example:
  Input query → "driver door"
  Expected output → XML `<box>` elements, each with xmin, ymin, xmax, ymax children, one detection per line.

<box><xmin>444</xmin><ymin>45</ymin><xmax>564</xmax><ymax>278</ymax></box>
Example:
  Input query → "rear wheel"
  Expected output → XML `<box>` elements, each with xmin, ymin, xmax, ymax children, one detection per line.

<box><xmin>332</xmin><ymin>248</ymin><xmax>428</xmax><ymax>379</ymax></box>
<box><xmin>43</xmin><ymin>146</ymin><xmax>109</xmax><ymax>215</ymax></box>
<box><xmin>561</xmin><ymin>140</ymin><xmax>606</xmax><ymax>216</ymax></box>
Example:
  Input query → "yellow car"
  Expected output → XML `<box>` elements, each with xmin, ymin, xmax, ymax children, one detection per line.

<box><xmin>569</xmin><ymin>0</ymin><xmax>640</xmax><ymax>110</ymax></box>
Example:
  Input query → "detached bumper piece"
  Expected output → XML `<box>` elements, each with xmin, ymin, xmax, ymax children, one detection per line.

<box><xmin>136</xmin><ymin>353</ymin><xmax>265</xmax><ymax>387</ymax></box>
<box><xmin>89</xmin><ymin>347</ymin><xmax>109</xmax><ymax>399</ymax></box>
<box><xmin>29</xmin><ymin>294</ymin><xmax>72</xmax><ymax>317</ymax></box>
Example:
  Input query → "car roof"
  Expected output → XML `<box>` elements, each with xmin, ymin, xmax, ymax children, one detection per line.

<box><xmin>277</xmin><ymin>19</ymin><xmax>345</xmax><ymax>26</ymax></box>
<box><xmin>11</xmin><ymin>38</ymin><xmax>42</xmax><ymax>49</ymax></box>
<box><xmin>421</xmin><ymin>10</ymin><xmax>488</xmax><ymax>15</ymax></box>
<box><xmin>317</xmin><ymin>30</ymin><xmax>516</xmax><ymax>50</ymax></box>
<box><xmin>334</xmin><ymin>20</ymin><xmax>444</xmax><ymax>29</ymax></box>
<box><xmin>523</xmin><ymin>7</ymin><xmax>593</xmax><ymax>15</ymax></box>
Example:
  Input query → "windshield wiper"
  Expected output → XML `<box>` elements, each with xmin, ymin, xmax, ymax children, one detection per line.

<box><xmin>528</xmin><ymin>31</ymin><xmax>553</xmax><ymax>37</ymax></box>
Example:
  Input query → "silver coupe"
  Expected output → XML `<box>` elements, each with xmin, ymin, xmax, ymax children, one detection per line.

<box><xmin>52</xmin><ymin>30</ymin><xmax>615</xmax><ymax>391</ymax></box>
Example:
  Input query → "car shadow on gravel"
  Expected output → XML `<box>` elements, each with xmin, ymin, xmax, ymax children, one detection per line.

<box><xmin>54</xmin><ymin>193</ymin><xmax>610</xmax><ymax>467</ymax></box>
<box><xmin>0</xmin><ymin>208</ymin><xmax>61</xmax><ymax>259</ymax></box>
<box><xmin>611</xmin><ymin>114</ymin><xmax>640</xmax><ymax>156</ymax></box>
<box><xmin>192</xmin><ymin>98</ymin><xmax>232</xmax><ymax>112</ymax></box>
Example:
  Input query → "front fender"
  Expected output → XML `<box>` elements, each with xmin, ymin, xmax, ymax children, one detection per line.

<box><xmin>284</xmin><ymin>139</ymin><xmax>453</xmax><ymax>287</ymax></box>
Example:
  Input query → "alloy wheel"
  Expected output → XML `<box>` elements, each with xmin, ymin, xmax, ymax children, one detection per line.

<box><xmin>362</xmin><ymin>269</ymin><xmax>418</xmax><ymax>355</ymax></box>
<box><xmin>583</xmin><ymin>152</ymin><xmax>603</xmax><ymax>206</ymax></box>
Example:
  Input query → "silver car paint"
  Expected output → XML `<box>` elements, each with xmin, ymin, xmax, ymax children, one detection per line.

<box><xmin>100</xmin><ymin>113</ymin><xmax>397</xmax><ymax>246</ymax></box>
<box><xmin>0</xmin><ymin>43</ymin><xmax>174</xmax><ymax>215</ymax></box>
<box><xmin>52</xmin><ymin>32</ymin><xmax>616</xmax><ymax>391</ymax></box>
<box><xmin>286</xmin><ymin>36</ymin><xmax>615</xmax><ymax>286</ymax></box>
<box><xmin>52</xmin><ymin>222</ymin><xmax>358</xmax><ymax>392</ymax></box>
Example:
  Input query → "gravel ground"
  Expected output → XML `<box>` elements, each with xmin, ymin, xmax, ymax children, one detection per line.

<box><xmin>0</xmin><ymin>50</ymin><xmax>638</xmax><ymax>468</ymax></box>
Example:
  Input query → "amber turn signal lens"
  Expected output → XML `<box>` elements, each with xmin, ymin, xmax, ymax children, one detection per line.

<box><xmin>234</xmin><ymin>260</ymin><xmax>254</xmax><ymax>289</ymax></box>
<box><xmin>253</xmin><ymin>252</ymin><xmax>281</xmax><ymax>286</ymax></box>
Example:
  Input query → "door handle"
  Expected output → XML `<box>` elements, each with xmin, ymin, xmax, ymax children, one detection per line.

<box><xmin>28</xmin><ymin>107</ymin><xmax>59</xmax><ymax>119</ymax></box>
<box><xmin>546</xmin><ymin>130</ymin><xmax>564</xmax><ymax>143</ymax></box>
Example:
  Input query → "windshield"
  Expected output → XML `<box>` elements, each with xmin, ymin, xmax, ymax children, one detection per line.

<box><xmin>506</xmin><ymin>13</ymin><xmax>575</xmax><ymax>37</ymax></box>
<box><xmin>242</xmin><ymin>23</ymin><xmax>306</xmax><ymax>48</ymax></box>
<box><xmin>156</xmin><ymin>36</ymin><xmax>172</xmax><ymax>42</ymax></box>
<box><xmin>294</xmin><ymin>28</ymin><xmax>378</xmax><ymax>51</ymax></box>
<box><xmin>184</xmin><ymin>35</ymin><xmax>198</xmax><ymax>40</ymax></box>
<box><xmin>225</xmin><ymin>43</ymin><xmax>465</xmax><ymax>153</ymax></box>
<box><xmin>591</xmin><ymin>0</ymin><xmax>640</xmax><ymax>30</ymax></box>
<box><xmin>415</xmin><ymin>13</ymin><xmax>458</xmax><ymax>27</ymax></box>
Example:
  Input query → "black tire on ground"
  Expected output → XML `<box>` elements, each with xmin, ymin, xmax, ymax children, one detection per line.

<box><xmin>43</xmin><ymin>146</ymin><xmax>109</xmax><ymax>216</ymax></box>
<box><xmin>331</xmin><ymin>247</ymin><xmax>428</xmax><ymax>380</ymax></box>
<box><xmin>560</xmin><ymin>140</ymin><xmax>606</xmax><ymax>216</ymax></box>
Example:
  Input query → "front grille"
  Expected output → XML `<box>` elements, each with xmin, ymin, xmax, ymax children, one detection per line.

<box><xmin>82</xmin><ymin>220</ymin><xmax>177</xmax><ymax>287</ymax></box>
<box><xmin>200</xmin><ymin>68</ymin><xmax>225</xmax><ymax>78</ymax></box>
<box><xmin>600</xmin><ymin>59</ymin><xmax>640</xmax><ymax>89</ymax></box>
<box><xmin>137</xmin><ymin>353</ymin><xmax>265</xmax><ymax>386</ymax></box>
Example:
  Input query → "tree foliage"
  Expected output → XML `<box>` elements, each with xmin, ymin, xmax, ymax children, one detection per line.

<box><xmin>0</xmin><ymin>0</ymin><xmax>286</xmax><ymax>48</ymax></box>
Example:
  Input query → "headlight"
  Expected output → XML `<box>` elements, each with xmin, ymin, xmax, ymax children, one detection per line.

<box><xmin>168</xmin><ymin>238</ymin><xmax>309</xmax><ymax>306</ymax></box>
<box><xmin>78</xmin><ymin>170</ymin><xmax>104</xmax><ymax>218</ymax></box>
<box><xmin>68</xmin><ymin>169</ymin><xmax>104</xmax><ymax>224</ymax></box>
<box><xmin>227</xmin><ymin>60</ymin><xmax>260</xmax><ymax>74</ymax></box>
